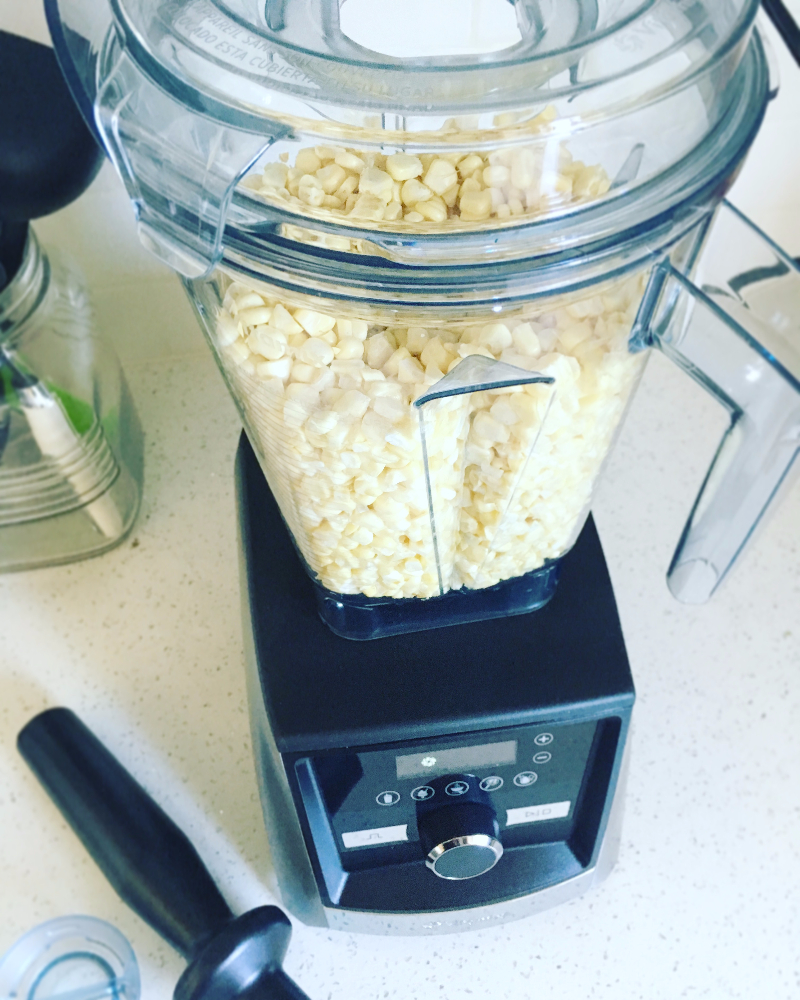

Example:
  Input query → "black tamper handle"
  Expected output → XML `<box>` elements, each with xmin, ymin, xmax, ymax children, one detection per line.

<box><xmin>18</xmin><ymin>708</ymin><xmax>313</xmax><ymax>1000</ymax></box>
<box><xmin>18</xmin><ymin>707</ymin><xmax>233</xmax><ymax>957</ymax></box>
<box><xmin>763</xmin><ymin>0</ymin><xmax>800</xmax><ymax>68</ymax></box>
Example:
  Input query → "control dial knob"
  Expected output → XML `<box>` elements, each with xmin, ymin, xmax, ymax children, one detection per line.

<box><xmin>415</xmin><ymin>774</ymin><xmax>503</xmax><ymax>880</ymax></box>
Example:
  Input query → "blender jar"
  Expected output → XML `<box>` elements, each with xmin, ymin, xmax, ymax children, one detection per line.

<box><xmin>45</xmin><ymin>0</ymin><xmax>800</xmax><ymax>637</ymax></box>
<box><xmin>197</xmin><ymin>267</ymin><xmax>650</xmax><ymax>635</ymax></box>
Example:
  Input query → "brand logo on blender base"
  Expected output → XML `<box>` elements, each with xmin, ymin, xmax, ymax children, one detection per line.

<box><xmin>421</xmin><ymin>911</ymin><xmax>515</xmax><ymax>931</ymax></box>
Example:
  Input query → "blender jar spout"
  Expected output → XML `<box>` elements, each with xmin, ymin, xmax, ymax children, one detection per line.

<box><xmin>646</xmin><ymin>201</ymin><xmax>800</xmax><ymax>604</ymax></box>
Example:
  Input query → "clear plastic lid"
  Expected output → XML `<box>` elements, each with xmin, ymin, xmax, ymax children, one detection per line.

<box><xmin>110</xmin><ymin>0</ymin><xmax>758</xmax><ymax>121</ymax></box>
<box><xmin>0</xmin><ymin>917</ymin><xmax>140</xmax><ymax>1000</ymax></box>
<box><xmin>48</xmin><ymin>0</ymin><xmax>767</xmax><ymax>276</ymax></box>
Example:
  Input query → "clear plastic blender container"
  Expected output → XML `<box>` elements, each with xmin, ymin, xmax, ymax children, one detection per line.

<box><xmin>46</xmin><ymin>0</ymin><xmax>800</xmax><ymax>637</ymax></box>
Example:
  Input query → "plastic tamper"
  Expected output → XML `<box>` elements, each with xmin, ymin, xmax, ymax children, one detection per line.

<box><xmin>17</xmin><ymin>707</ymin><xmax>313</xmax><ymax>1000</ymax></box>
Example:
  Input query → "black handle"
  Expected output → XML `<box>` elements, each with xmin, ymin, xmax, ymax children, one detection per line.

<box><xmin>0</xmin><ymin>31</ymin><xmax>103</xmax><ymax>223</ymax></box>
<box><xmin>174</xmin><ymin>909</ymin><xmax>312</xmax><ymax>1000</ymax></box>
<box><xmin>18</xmin><ymin>707</ymin><xmax>234</xmax><ymax>958</ymax></box>
<box><xmin>763</xmin><ymin>0</ymin><xmax>800</xmax><ymax>67</ymax></box>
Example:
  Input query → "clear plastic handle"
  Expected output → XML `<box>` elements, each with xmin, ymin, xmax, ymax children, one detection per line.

<box><xmin>647</xmin><ymin>201</ymin><xmax>800</xmax><ymax>603</ymax></box>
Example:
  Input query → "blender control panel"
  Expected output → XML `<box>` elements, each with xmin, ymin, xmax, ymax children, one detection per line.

<box><xmin>301</xmin><ymin>719</ymin><xmax>600</xmax><ymax>870</ymax></box>
<box><xmin>288</xmin><ymin>709</ymin><xmax>628</xmax><ymax>914</ymax></box>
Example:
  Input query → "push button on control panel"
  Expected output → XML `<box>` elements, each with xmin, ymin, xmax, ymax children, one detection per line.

<box><xmin>532</xmin><ymin>751</ymin><xmax>552</xmax><ymax>764</ymax></box>
<box><xmin>506</xmin><ymin>801</ymin><xmax>571</xmax><ymax>826</ymax></box>
<box><xmin>445</xmin><ymin>780</ymin><xmax>470</xmax><ymax>796</ymax></box>
<box><xmin>342</xmin><ymin>824</ymin><xmax>409</xmax><ymax>848</ymax></box>
<box><xmin>513</xmin><ymin>771</ymin><xmax>538</xmax><ymax>787</ymax></box>
<box><xmin>411</xmin><ymin>785</ymin><xmax>435</xmax><ymax>801</ymax></box>
<box><xmin>534</xmin><ymin>733</ymin><xmax>554</xmax><ymax>746</ymax></box>
<box><xmin>376</xmin><ymin>790</ymin><xmax>400</xmax><ymax>806</ymax></box>
<box><xmin>479</xmin><ymin>776</ymin><xmax>504</xmax><ymax>792</ymax></box>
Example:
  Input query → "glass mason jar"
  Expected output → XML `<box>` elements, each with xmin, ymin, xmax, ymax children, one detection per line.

<box><xmin>0</xmin><ymin>230</ymin><xmax>143</xmax><ymax>571</ymax></box>
<box><xmin>47</xmin><ymin>0</ymin><xmax>800</xmax><ymax>636</ymax></box>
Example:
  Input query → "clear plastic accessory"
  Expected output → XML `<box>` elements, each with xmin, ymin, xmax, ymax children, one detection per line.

<box><xmin>645</xmin><ymin>202</ymin><xmax>800</xmax><ymax>603</ymax></box>
<box><xmin>189</xmin><ymin>266</ymin><xmax>649</xmax><ymax>630</ymax></box>
<box><xmin>47</xmin><ymin>0</ymin><xmax>763</xmax><ymax>274</ymax></box>
<box><xmin>0</xmin><ymin>916</ymin><xmax>140</xmax><ymax>1000</ymax></box>
<box><xmin>0</xmin><ymin>231</ymin><xmax>143</xmax><ymax>572</ymax></box>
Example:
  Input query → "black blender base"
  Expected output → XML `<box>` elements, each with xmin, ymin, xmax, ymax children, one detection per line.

<box><xmin>235</xmin><ymin>432</ymin><xmax>633</xmax><ymax>754</ymax></box>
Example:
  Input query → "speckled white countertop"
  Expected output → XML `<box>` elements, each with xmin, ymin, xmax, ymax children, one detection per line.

<box><xmin>2</xmin><ymin>5</ymin><xmax>800</xmax><ymax>999</ymax></box>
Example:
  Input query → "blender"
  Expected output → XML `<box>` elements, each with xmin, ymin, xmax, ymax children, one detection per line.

<box><xmin>45</xmin><ymin>0</ymin><xmax>800</xmax><ymax>933</ymax></box>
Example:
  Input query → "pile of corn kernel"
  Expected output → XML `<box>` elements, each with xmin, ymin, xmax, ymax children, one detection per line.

<box><xmin>214</xmin><ymin>276</ymin><xmax>646</xmax><ymax>599</ymax></box>
<box><xmin>245</xmin><ymin>128</ymin><xmax>612</xmax><ymax>228</ymax></box>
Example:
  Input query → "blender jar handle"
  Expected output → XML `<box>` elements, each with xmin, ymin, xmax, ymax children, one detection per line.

<box><xmin>645</xmin><ymin>200</ymin><xmax>800</xmax><ymax>603</ymax></box>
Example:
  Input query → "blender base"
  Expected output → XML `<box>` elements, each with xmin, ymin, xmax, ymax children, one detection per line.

<box><xmin>236</xmin><ymin>432</ymin><xmax>635</xmax><ymax>933</ymax></box>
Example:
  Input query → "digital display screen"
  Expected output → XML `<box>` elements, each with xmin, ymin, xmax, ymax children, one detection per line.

<box><xmin>396</xmin><ymin>741</ymin><xmax>517</xmax><ymax>780</ymax></box>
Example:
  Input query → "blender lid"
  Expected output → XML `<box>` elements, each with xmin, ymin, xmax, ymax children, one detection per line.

<box><xmin>0</xmin><ymin>916</ymin><xmax>140</xmax><ymax>1000</ymax></box>
<box><xmin>106</xmin><ymin>0</ymin><xmax>759</xmax><ymax>120</ymax></box>
<box><xmin>47</xmin><ymin>0</ymin><xmax>766</xmax><ymax>277</ymax></box>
